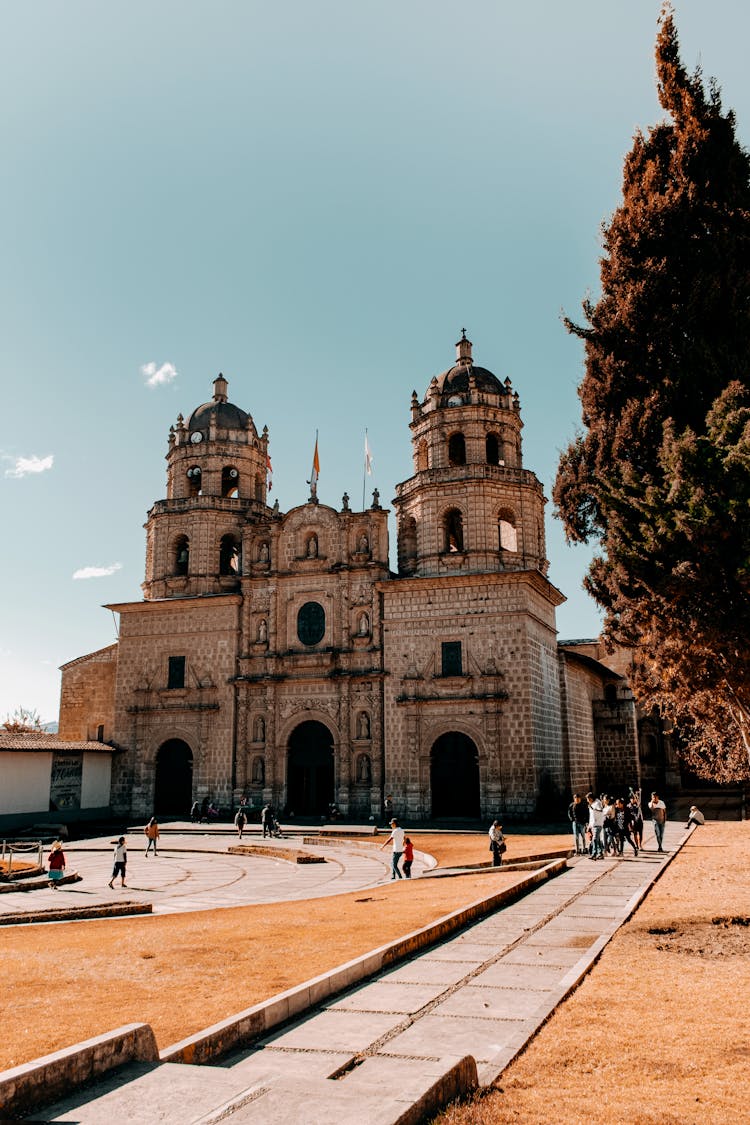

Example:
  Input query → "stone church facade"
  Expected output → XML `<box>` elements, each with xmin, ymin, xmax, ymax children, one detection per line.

<box><xmin>59</xmin><ymin>335</ymin><xmax>641</xmax><ymax>820</ymax></box>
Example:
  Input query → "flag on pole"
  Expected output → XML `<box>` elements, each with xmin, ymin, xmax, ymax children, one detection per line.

<box><xmin>364</xmin><ymin>431</ymin><xmax>373</xmax><ymax>476</ymax></box>
<box><xmin>266</xmin><ymin>452</ymin><xmax>273</xmax><ymax>492</ymax></box>
<box><xmin>310</xmin><ymin>435</ymin><xmax>320</xmax><ymax>492</ymax></box>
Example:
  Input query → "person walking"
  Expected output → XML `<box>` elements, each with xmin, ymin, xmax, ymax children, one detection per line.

<box><xmin>568</xmin><ymin>793</ymin><xmax>589</xmax><ymax>855</ymax></box>
<box><xmin>261</xmin><ymin>803</ymin><xmax>274</xmax><ymax>838</ymax></box>
<box><xmin>649</xmin><ymin>792</ymin><xmax>667</xmax><ymax>853</ymax></box>
<box><xmin>488</xmin><ymin>820</ymin><xmax>506</xmax><ymax>866</ymax></box>
<box><xmin>614</xmin><ymin>798</ymin><xmax>638</xmax><ymax>856</ymax></box>
<box><xmin>108</xmin><ymin>836</ymin><xmax>128</xmax><ymax>888</ymax></box>
<box><xmin>47</xmin><ymin>840</ymin><xmax>67</xmax><ymax>888</ymax></box>
<box><xmin>144</xmin><ymin>817</ymin><xmax>159</xmax><ymax>857</ymax></box>
<box><xmin>402</xmin><ymin>836</ymin><xmax>414</xmax><ymax>879</ymax></box>
<box><xmin>234</xmin><ymin>806</ymin><xmax>247</xmax><ymax>839</ymax></box>
<box><xmin>586</xmin><ymin>792</ymin><xmax>605</xmax><ymax>859</ymax></box>
<box><xmin>629</xmin><ymin>791</ymin><xmax>644</xmax><ymax>850</ymax></box>
<box><xmin>380</xmin><ymin>818</ymin><xmax>405</xmax><ymax>880</ymax></box>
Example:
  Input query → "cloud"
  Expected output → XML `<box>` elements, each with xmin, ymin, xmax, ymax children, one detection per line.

<box><xmin>72</xmin><ymin>563</ymin><xmax>123</xmax><ymax>580</ymax></box>
<box><xmin>141</xmin><ymin>361</ymin><xmax>178</xmax><ymax>388</ymax></box>
<box><xmin>5</xmin><ymin>454</ymin><xmax>54</xmax><ymax>479</ymax></box>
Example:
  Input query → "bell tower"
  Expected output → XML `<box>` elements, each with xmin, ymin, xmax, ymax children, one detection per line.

<box><xmin>142</xmin><ymin>374</ymin><xmax>271</xmax><ymax>599</ymax></box>
<box><xmin>394</xmin><ymin>332</ymin><xmax>548</xmax><ymax>578</ymax></box>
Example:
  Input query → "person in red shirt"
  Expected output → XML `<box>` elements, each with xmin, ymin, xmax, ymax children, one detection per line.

<box><xmin>47</xmin><ymin>841</ymin><xmax>66</xmax><ymax>888</ymax></box>
<box><xmin>402</xmin><ymin>836</ymin><xmax>414</xmax><ymax>879</ymax></box>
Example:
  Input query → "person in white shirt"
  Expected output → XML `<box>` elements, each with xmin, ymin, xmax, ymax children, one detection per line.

<box><xmin>586</xmin><ymin>792</ymin><xmax>605</xmax><ymax>859</ymax></box>
<box><xmin>649</xmin><ymin>793</ymin><xmax>667</xmax><ymax>853</ymax></box>
<box><xmin>380</xmin><ymin>818</ymin><xmax>405</xmax><ymax>880</ymax></box>
<box><xmin>108</xmin><ymin>836</ymin><xmax>127</xmax><ymax>888</ymax></box>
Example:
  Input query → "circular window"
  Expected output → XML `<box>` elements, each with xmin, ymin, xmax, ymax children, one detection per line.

<box><xmin>297</xmin><ymin>601</ymin><xmax>325</xmax><ymax>646</ymax></box>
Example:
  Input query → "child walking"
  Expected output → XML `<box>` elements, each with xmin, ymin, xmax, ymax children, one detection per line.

<box><xmin>402</xmin><ymin>836</ymin><xmax>414</xmax><ymax>879</ymax></box>
<box><xmin>108</xmin><ymin>836</ymin><xmax>128</xmax><ymax>888</ymax></box>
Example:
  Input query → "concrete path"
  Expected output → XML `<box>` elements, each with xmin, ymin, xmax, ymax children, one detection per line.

<box><xmin>0</xmin><ymin>826</ymin><xmax>429</xmax><ymax>918</ymax></box>
<box><xmin>28</xmin><ymin>823</ymin><xmax>683</xmax><ymax>1124</ymax></box>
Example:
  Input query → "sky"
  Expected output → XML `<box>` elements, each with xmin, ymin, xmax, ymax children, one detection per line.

<box><xmin>2</xmin><ymin>1</ymin><xmax>749</xmax><ymax>725</ymax></box>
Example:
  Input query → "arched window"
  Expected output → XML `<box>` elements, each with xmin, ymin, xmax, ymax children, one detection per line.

<box><xmin>498</xmin><ymin>509</ymin><xmax>518</xmax><ymax>552</ymax></box>
<box><xmin>417</xmin><ymin>440</ymin><xmax>428</xmax><ymax>472</ymax></box>
<box><xmin>186</xmin><ymin>466</ymin><xmax>202</xmax><ymax>497</ymax></box>
<box><xmin>221</xmin><ymin>467</ymin><xmax>239</xmax><ymax>498</ymax></box>
<box><xmin>448</xmin><ymin>432</ymin><xmax>466</xmax><ymax>467</ymax></box>
<box><xmin>254</xmin><ymin>473</ymin><xmax>263</xmax><ymax>500</ymax></box>
<box><xmin>174</xmin><ymin>535</ymin><xmax>189</xmax><ymax>576</ymax></box>
<box><xmin>444</xmin><ymin>509</ymin><xmax>464</xmax><ymax>553</ymax></box>
<box><xmin>486</xmin><ymin>433</ymin><xmax>500</xmax><ymax>465</ymax></box>
<box><xmin>219</xmin><ymin>534</ymin><xmax>241</xmax><ymax>575</ymax></box>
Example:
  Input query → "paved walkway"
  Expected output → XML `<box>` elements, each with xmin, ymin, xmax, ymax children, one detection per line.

<box><xmin>27</xmin><ymin>822</ymin><xmax>686</xmax><ymax>1124</ymax></box>
<box><xmin>0</xmin><ymin>826</ymin><xmax>429</xmax><ymax>918</ymax></box>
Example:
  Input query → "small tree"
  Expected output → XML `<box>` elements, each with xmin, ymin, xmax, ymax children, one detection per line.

<box><xmin>554</xmin><ymin>5</ymin><xmax>750</xmax><ymax>779</ymax></box>
<box><xmin>2</xmin><ymin>706</ymin><xmax>46</xmax><ymax>734</ymax></box>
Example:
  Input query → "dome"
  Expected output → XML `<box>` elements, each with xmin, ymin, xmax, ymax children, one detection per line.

<box><xmin>429</xmin><ymin>333</ymin><xmax>504</xmax><ymax>399</ymax></box>
<box><xmin>434</xmin><ymin>364</ymin><xmax>503</xmax><ymax>397</ymax></box>
<box><xmin>186</xmin><ymin>374</ymin><xmax>255</xmax><ymax>436</ymax></box>
<box><xmin>187</xmin><ymin>400</ymin><xmax>250</xmax><ymax>433</ymax></box>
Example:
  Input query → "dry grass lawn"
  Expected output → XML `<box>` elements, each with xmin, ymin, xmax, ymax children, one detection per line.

<box><xmin>2</xmin><ymin>831</ymin><xmax>567</xmax><ymax>1071</ymax></box>
<box><xmin>433</xmin><ymin>822</ymin><xmax>750</xmax><ymax>1125</ymax></box>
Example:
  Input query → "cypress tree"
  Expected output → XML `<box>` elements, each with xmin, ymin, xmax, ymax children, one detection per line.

<box><xmin>554</xmin><ymin>4</ymin><xmax>750</xmax><ymax>779</ymax></box>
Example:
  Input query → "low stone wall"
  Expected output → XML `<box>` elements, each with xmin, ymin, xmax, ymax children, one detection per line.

<box><xmin>0</xmin><ymin>1023</ymin><xmax>159</xmax><ymax>1119</ymax></box>
<box><xmin>227</xmin><ymin>844</ymin><xmax>326</xmax><ymax>864</ymax></box>
<box><xmin>0</xmin><ymin>871</ymin><xmax>82</xmax><ymax>894</ymax></box>
<box><xmin>0</xmin><ymin>901</ymin><xmax>152</xmax><ymax>927</ymax></box>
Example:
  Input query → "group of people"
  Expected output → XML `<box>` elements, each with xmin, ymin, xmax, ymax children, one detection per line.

<box><xmin>568</xmin><ymin>789</ymin><xmax>669</xmax><ymax>859</ymax></box>
<box><xmin>191</xmin><ymin>797</ymin><xmax>220</xmax><ymax>823</ymax></box>
<box><xmin>379</xmin><ymin>818</ymin><xmax>414</xmax><ymax>879</ymax></box>
<box><xmin>45</xmin><ymin>818</ymin><xmax>161</xmax><ymax>890</ymax></box>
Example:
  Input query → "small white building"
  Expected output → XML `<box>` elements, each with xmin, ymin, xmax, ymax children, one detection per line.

<box><xmin>0</xmin><ymin>732</ymin><xmax>115</xmax><ymax>831</ymax></box>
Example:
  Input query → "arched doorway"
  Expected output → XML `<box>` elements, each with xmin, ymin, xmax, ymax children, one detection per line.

<box><xmin>430</xmin><ymin>732</ymin><xmax>480</xmax><ymax>818</ymax></box>
<box><xmin>154</xmin><ymin>739</ymin><xmax>193</xmax><ymax>816</ymax></box>
<box><xmin>287</xmin><ymin>721</ymin><xmax>334</xmax><ymax>817</ymax></box>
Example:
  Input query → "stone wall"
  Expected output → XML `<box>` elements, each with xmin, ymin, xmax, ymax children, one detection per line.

<box><xmin>58</xmin><ymin>645</ymin><xmax>117</xmax><ymax>742</ymax></box>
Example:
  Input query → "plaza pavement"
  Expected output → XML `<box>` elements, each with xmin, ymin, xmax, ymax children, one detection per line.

<box><xmin>0</xmin><ymin>824</ymin><xmax>427</xmax><ymax>919</ymax></box>
<box><xmin>14</xmin><ymin>820</ymin><xmax>690</xmax><ymax>1124</ymax></box>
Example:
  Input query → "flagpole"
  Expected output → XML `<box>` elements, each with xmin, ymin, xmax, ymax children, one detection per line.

<box><xmin>362</xmin><ymin>428</ymin><xmax>367</xmax><ymax>510</ymax></box>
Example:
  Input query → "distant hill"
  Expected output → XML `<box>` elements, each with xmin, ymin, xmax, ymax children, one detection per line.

<box><xmin>43</xmin><ymin>722</ymin><xmax>59</xmax><ymax>734</ymax></box>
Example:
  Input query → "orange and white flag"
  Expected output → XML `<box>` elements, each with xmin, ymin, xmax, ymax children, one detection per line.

<box><xmin>310</xmin><ymin>437</ymin><xmax>320</xmax><ymax>489</ymax></box>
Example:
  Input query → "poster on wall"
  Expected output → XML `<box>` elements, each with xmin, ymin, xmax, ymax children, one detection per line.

<box><xmin>50</xmin><ymin>752</ymin><xmax>83</xmax><ymax>811</ymax></box>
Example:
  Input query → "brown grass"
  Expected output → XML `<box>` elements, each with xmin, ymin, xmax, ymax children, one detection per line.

<box><xmin>433</xmin><ymin>822</ymin><xmax>750</xmax><ymax>1125</ymax></box>
<box><xmin>2</xmin><ymin>832</ymin><xmax>568</xmax><ymax>1070</ymax></box>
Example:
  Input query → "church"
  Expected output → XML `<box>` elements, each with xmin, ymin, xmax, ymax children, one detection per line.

<box><xmin>58</xmin><ymin>333</ymin><xmax>645</xmax><ymax>822</ymax></box>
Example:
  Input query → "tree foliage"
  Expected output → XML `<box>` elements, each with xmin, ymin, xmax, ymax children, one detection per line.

<box><xmin>554</xmin><ymin>5</ymin><xmax>750</xmax><ymax>780</ymax></box>
<box><xmin>2</xmin><ymin>706</ymin><xmax>46</xmax><ymax>734</ymax></box>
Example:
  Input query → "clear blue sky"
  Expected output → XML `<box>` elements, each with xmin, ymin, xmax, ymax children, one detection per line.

<box><xmin>2</xmin><ymin>2</ymin><xmax>748</xmax><ymax>723</ymax></box>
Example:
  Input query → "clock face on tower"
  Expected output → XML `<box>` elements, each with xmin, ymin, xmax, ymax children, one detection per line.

<box><xmin>190</xmin><ymin>431</ymin><xmax>203</xmax><ymax>444</ymax></box>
